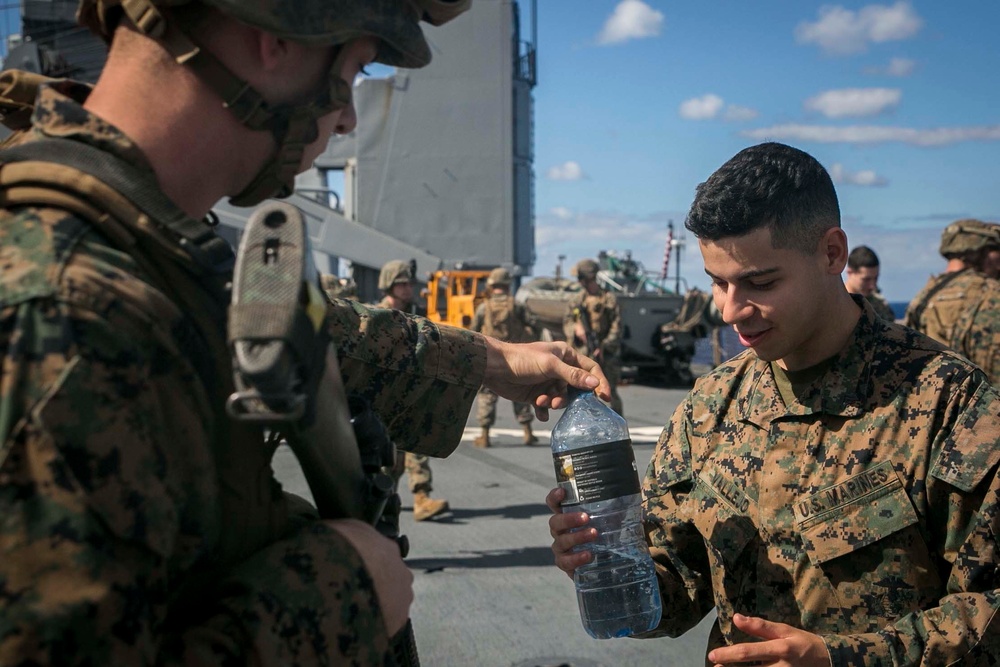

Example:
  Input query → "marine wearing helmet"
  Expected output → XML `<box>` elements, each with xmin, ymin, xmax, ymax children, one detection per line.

<box><xmin>939</xmin><ymin>218</ymin><xmax>1000</xmax><ymax>257</ymax></box>
<box><xmin>486</xmin><ymin>267</ymin><xmax>512</xmax><ymax>287</ymax></box>
<box><xmin>77</xmin><ymin>0</ymin><xmax>470</xmax><ymax>205</ymax></box>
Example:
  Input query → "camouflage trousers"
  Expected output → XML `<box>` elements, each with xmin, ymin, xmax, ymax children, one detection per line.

<box><xmin>476</xmin><ymin>387</ymin><xmax>534</xmax><ymax>428</ymax></box>
<box><xmin>391</xmin><ymin>451</ymin><xmax>434</xmax><ymax>494</ymax></box>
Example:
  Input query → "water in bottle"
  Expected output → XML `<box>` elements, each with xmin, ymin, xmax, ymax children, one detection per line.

<box><xmin>550</xmin><ymin>388</ymin><xmax>662</xmax><ymax>639</ymax></box>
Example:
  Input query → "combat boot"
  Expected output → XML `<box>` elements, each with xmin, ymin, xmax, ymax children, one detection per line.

<box><xmin>522</xmin><ymin>423</ymin><xmax>538</xmax><ymax>446</ymax></box>
<box><xmin>413</xmin><ymin>492</ymin><xmax>450</xmax><ymax>521</ymax></box>
<box><xmin>473</xmin><ymin>427</ymin><xmax>490</xmax><ymax>448</ymax></box>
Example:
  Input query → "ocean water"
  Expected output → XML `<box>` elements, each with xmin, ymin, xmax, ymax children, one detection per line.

<box><xmin>692</xmin><ymin>301</ymin><xmax>910</xmax><ymax>368</ymax></box>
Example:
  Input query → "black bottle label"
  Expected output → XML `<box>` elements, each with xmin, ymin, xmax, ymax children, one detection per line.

<box><xmin>553</xmin><ymin>439</ymin><xmax>640</xmax><ymax>506</ymax></box>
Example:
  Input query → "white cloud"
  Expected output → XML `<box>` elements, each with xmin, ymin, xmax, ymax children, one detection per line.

<box><xmin>829</xmin><ymin>163</ymin><xmax>889</xmax><ymax>187</ymax></box>
<box><xmin>741</xmin><ymin>123</ymin><xmax>1000</xmax><ymax>147</ymax></box>
<box><xmin>805</xmin><ymin>88</ymin><xmax>901</xmax><ymax>118</ymax></box>
<box><xmin>723</xmin><ymin>104</ymin><xmax>759</xmax><ymax>122</ymax></box>
<box><xmin>795</xmin><ymin>2</ymin><xmax>923</xmax><ymax>56</ymax></box>
<box><xmin>550</xmin><ymin>206</ymin><xmax>574</xmax><ymax>220</ymax></box>
<box><xmin>546</xmin><ymin>161</ymin><xmax>586</xmax><ymax>181</ymax></box>
<box><xmin>679</xmin><ymin>94</ymin><xmax>724</xmax><ymax>120</ymax></box>
<box><xmin>597</xmin><ymin>0</ymin><xmax>665</xmax><ymax>45</ymax></box>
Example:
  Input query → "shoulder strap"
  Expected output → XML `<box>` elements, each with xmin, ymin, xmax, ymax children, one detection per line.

<box><xmin>908</xmin><ymin>270</ymin><xmax>965</xmax><ymax>331</ymax></box>
<box><xmin>0</xmin><ymin>137</ymin><xmax>234</xmax><ymax>274</ymax></box>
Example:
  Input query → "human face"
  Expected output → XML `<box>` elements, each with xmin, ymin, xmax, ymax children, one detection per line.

<box><xmin>845</xmin><ymin>265</ymin><xmax>879</xmax><ymax>296</ymax></box>
<box><xmin>390</xmin><ymin>281</ymin><xmax>414</xmax><ymax>306</ymax></box>
<box><xmin>301</xmin><ymin>36</ymin><xmax>379</xmax><ymax>169</ymax></box>
<box><xmin>701</xmin><ymin>226</ymin><xmax>843</xmax><ymax>371</ymax></box>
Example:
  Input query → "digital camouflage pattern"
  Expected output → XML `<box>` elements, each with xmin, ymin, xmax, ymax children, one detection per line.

<box><xmin>866</xmin><ymin>291</ymin><xmax>896</xmax><ymax>322</ymax></box>
<box><xmin>0</xmin><ymin>85</ymin><xmax>485</xmax><ymax>665</ymax></box>
<box><xmin>903</xmin><ymin>268</ymin><xmax>1000</xmax><ymax>359</ymax></box>
<box><xmin>563</xmin><ymin>289</ymin><xmax>624</xmax><ymax>415</ymax></box>
<box><xmin>949</xmin><ymin>284</ymin><xmax>1000</xmax><ymax>387</ymax></box>
<box><xmin>471</xmin><ymin>293</ymin><xmax>534</xmax><ymax>428</ymax></box>
<box><xmin>641</xmin><ymin>298</ymin><xmax>1000</xmax><ymax>664</ymax></box>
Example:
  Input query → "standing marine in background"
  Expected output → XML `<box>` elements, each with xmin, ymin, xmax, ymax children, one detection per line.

<box><xmin>844</xmin><ymin>245</ymin><xmax>896</xmax><ymax>321</ymax></box>
<box><xmin>904</xmin><ymin>219</ymin><xmax>1000</xmax><ymax>384</ymax></box>
<box><xmin>471</xmin><ymin>268</ymin><xmax>538</xmax><ymax>447</ymax></box>
<box><xmin>377</xmin><ymin>259</ymin><xmax>450</xmax><ymax>521</ymax></box>
<box><xmin>563</xmin><ymin>258</ymin><xmax>624</xmax><ymax>415</ymax></box>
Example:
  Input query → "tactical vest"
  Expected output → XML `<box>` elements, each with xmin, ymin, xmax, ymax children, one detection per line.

<box><xmin>0</xmin><ymin>137</ymin><xmax>287</xmax><ymax>565</ymax></box>
<box><xmin>911</xmin><ymin>270</ymin><xmax>980</xmax><ymax>345</ymax></box>
<box><xmin>482</xmin><ymin>294</ymin><xmax>527</xmax><ymax>343</ymax></box>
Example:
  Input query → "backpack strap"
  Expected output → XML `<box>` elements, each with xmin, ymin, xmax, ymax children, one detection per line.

<box><xmin>0</xmin><ymin>137</ymin><xmax>234</xmax><ymax>275</ymax></box>
<box><xmin>907</xmin><ymin>270</ymin><xmax>966</xmax><ymax>332</ymax></box>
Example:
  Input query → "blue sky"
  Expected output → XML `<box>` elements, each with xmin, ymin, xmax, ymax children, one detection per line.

<box><xmin>1</xmin><ymin>2</ymin><xmax>995</xmax><ymax>301</ymax></box>
<box><xmin>531</xmin><ymin>1</ymin><xmax>1000</xmax><ymax>301</ymax></box>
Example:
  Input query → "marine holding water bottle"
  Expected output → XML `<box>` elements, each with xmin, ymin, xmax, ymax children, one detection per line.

<box><xmin>547</xmin><ymin>142</ymin><xmax>1000</xmax><ymax>665</ymax></box>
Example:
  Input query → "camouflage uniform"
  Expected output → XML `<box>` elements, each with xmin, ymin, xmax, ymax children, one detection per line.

<box><xmin>641</xmin><ymin>297</ymin><xmax>1000</xmax><ymax>663</ymax></box>
<box><xmin>563</xmin><ymin>289</ymin><xmax>624</xmax><ymax>415</ymax></box>
<box><xmin>0</xmin><ymin>86</ymin><xmax>484</xmax><ymax>665</ymax></box>
<box><xmin>471</xmin><ymin>293</ymin><xmax>535</xmax><ymax>430</ymax></box>
<box><xmin>866</xmin><ymin>291</ymin><xmax>896</xmax><ymax>321</ymax></box>
<box><xmin>904</xmin><ymin>269</ymin><xmax>1000</xmax><ymax>385</ymax></box>
<box><xmin>375</xmin><ymin>294</ymin><xmax>437</xmax><ymax>496</ymax></box>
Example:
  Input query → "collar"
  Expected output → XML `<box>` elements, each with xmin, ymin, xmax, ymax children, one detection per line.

<box><xmin>737</xmin><ymin>294</ymin><xmax>879</xmax><ymax>426</ymax></box>
<box><xmin>31</xmin><ymin>85</ymin><xmax>154</xmax><ymax>173</ymax></box>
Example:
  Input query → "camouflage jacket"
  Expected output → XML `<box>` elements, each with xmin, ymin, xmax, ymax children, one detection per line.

<box><xmin>562</xmin><ymin>289</ymin><xmax>622</xmax><ymax>358</ymax></box>
<box><xmin>641</xmin><ymin>298</ymin><xmax>1000</xmax><ymax>664</ymax></box>
<box><xmin>471</xmin><ymin>293</ymin><xmax>533</xmax><ymax>343</ymax></box>
<box><xmin>905</xmin><ymin>269</ymin><xmax>1000</xmax><ymax>386</ymax></box>
<box><xmin>904</xmin><ymin>268</ymin><xmax>998</xmax><ymax>344</ymax></box>
<box><xmin>0</xmin><ymin>86</ymin><xmax>485</xmax><ymax>666</ymax></box>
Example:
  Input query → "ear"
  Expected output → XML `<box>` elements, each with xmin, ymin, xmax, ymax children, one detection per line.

<box><xmin>255</xmin><ymin>30</ymin><xmax>292</xmax><ymax>74</ymax></box>
<box><xmin>819</xmin><ymin>227</ymin><xmax>849</xmax><ymax>275</ymax></box>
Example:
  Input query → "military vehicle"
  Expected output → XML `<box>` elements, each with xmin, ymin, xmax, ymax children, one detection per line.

<box><xmin>516</xmin><ymin>251</ymin><xmax>715</xmax><ymax>385</ymax></box>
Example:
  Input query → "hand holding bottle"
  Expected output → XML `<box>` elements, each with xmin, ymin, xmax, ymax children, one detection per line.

<box><xmin>546</xmin><ymin>486</ymin><xmax>597</xmax><ymax>577</ymax></box>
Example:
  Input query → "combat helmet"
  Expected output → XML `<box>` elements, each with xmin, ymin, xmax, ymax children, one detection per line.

<box><xmin>572</xmin><ymin>258</ymin><xmax>600</xmax><ymax>280</ymax></box>
<box><xmin>76</xmin><ymin>0</ymin><xmax>470</xmax><ymax>206</ymax></box>
<box><xmin>379</xmin><ymin>259</ymin><xmax>414</xmax><ymax>291</ymax></box>
<box><xmin>486</xmin><ymin>267</ymin><xmax>511</xmax><ymax>287</ymax></box>
<box><xmin>939</xmin><ymin>219</ymin><xmax>1000</xmax><ymax>257</ymax></box>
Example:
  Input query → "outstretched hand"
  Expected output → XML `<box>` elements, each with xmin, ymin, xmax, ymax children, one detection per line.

<box><xmin>707</xmin><ymin>614</ymin><xmax>830</xmax><ymax>667</ymax></box>
<box><xmin>482</xmin><ymin>338</ymin><xmax>611</xmax><ymax>420</ymax></box>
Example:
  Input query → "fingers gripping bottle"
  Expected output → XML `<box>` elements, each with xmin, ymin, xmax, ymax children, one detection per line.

<box><xmin>551</xmin><ymin>388</ymin><xmax>662</xmax><ymax>639</ymax></box>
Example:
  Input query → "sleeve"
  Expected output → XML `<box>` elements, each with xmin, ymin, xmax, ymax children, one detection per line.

<box><xmin>639</xmin><ymin>396</ymin><xmax>717</xmax><ymax>637</ymax></box>
<box><xmin>822</xmin><ymin>374</ymin><xmax>1000</xmax><ymax>665</ymax></box>
<box><xmin>326</xmin><ymin>298</ymin><xmax>486</xmax><ymax>457</ymax></box>
<box><xmin>601</xmin><ymin>292</ymin><xmax>623</xmax><ymax>357</ymax></box>
<box><xmin>0</xmin><ymin>299</ymin><xmax>389</xmax><ymax>666</ymax></box>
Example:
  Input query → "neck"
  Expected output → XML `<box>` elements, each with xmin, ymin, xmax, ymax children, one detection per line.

<box><xmin>945</xmin><ymin>259</ymin><xmax>967</xmax><ymax>273</ymax></box>
<box><xmin>778</xmin><ymin>287</ymin><xmax>862</xmax><ymax>372</ymax></box>
<box><xmin>83</xmin><ymin>41</ymin><xmax>274</xmax><ymax>219</ymax></box>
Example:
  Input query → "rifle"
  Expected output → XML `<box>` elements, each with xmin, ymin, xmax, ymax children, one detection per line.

<box><xmin>226</xmin><ymin>201</ymin><xmax>418</xmax><ymax>666</ymax></box>
<box><xmin>573</xmin><ymin>304</ymin><xmax>601</xmax><ymax>359</ymax></box>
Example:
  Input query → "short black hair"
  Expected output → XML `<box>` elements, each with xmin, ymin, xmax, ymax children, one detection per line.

<box><xmin>848</xmin><ymin>245</ymin><xmax>880</xmax><ymax>270</ymax></box>
<box><xmin>685</xmin><ymin>142</ymin><xmax>841</xmax><ymax>253</ymax></box>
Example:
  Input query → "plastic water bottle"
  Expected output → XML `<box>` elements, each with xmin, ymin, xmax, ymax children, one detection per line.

<box><xmin>550</xmin><ymin>388</ymin><xmax>662</xmax><ymax>639</ymax></box>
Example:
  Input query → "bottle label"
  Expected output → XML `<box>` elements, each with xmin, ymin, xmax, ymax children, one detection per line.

<box><xmin>553</xmin><ymin>439</ymin><xmax>640</xmax><ymax>506</ymax></box>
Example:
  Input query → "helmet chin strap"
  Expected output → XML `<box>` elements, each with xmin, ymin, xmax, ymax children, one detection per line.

<box><xmin>119</xmin><ymin>0</ymin><xmax>353</xmax><ymax>206</ymax></box>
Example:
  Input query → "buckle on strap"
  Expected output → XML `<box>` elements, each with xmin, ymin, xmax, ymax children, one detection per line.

<box><xmin>121</xmin><ymin>0</ymin><xmax>166</xmax><ymax>38</ymax></box>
